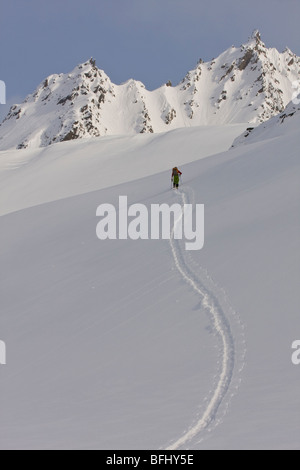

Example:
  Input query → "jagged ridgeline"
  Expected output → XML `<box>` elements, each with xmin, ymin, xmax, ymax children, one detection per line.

<box><xmin>0</xmin><ymin>30</ymin><xmax>299</xmax><ymax>150</ymax></box>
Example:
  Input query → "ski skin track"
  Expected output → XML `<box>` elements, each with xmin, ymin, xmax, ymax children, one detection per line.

<box><xmin>166</xmin><ymin>186</ymin><xmax>236</xmax><ymax>450</ymax></box>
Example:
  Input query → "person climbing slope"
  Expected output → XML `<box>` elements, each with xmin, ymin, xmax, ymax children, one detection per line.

<box><xmin>171</xmin><ymin>166</ymin><xmax>182</xmax><ymax>189</ymax></box>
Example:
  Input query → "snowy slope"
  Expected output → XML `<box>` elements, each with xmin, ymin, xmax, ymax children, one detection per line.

<box><xmin>232</xmin><ymin>97</ymin><xmax>300</xmax><ymax>147</ymax></box>
<box><xmin>0</xmin><ymin>30</ymin><xmax>299</xmax><ymax>150</ymax></box>
<box><xmin>0</xmin><ymin>124</ymin><xmax>247</xmax><ymax>216</ymax></box>
<box><xmin>0</xmin><ymin>106</ymin><xmax>299</xmax><ymax>449</ymax></box>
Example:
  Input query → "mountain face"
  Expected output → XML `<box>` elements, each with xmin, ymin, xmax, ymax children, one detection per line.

<box><xmin>0</xmin><ymin>31</ymin><xmax>299</xmax><ymax>150</ymax></box>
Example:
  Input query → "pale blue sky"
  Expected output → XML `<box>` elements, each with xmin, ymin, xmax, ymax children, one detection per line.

<box><xmin>0</xmin><ymin>0</ymin><xmax>299</xmax><ymax>118</ymax></box>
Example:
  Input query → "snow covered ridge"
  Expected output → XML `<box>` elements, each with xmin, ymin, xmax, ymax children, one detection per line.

<box><xmin>0</xmin><ymin>30</ymin><xmax>299</xmax><ymax>150</ymax></box>
<box><xmin>231</xmin><ymin>97</ymin><xmax>300</xmax><ymax>147</ymax></box>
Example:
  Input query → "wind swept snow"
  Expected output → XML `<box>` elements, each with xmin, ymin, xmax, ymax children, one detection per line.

<box><xmin>0</xmin><ymin>124</ymin><xmax>246</xmax><ymax>217</ymax></box>
<box><xmin>0</xmin><ymin>112</ymin><xmax>299</xmax><ymax>449</ymax></box>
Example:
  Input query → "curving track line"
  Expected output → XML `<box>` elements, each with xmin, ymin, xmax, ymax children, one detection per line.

<box><xmin>166</xmin><ymin>187</ymin><xmax>237</xmax><ymax>450</ymax></box>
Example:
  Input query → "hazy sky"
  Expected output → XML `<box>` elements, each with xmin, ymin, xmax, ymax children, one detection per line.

<box><xmin>0</xmin><ymin>0</ymin><xmax>299</xmax><ymax>118</ymax></box>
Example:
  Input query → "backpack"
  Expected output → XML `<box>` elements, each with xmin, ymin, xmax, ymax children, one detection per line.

<box><xmin>173</xmin><ymin>167</ymin><xmax>178</xmax><ymax>176</ymax></box>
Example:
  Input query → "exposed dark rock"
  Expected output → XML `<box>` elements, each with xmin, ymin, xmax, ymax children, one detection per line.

<box><xmin>220</xmin><ymin>64</ymin><xmax>234</xmax><ymax>81</ymax></box>
<box><xmin>238</xmin><ymin>50</ymin><xmax>254</xmax><ymax>71</ymax></box>
<box><xmin>17</xmin><ymin>141</ymin><xmax>28</xmax><ymax>149</ymax></box>
<box><xmin>62</xmin><ymin>122</ymin><xmax>82</xmax><ymax>141</ymax></box>
<box><xmin>165</xmin><ymin>108</ymin><xmax>176</xmax><ymax>124</ymax></box>
<box><xmin>57</xmin><ymin>92</ymin><xmax>78</xmax><ymax>105</ymax></box>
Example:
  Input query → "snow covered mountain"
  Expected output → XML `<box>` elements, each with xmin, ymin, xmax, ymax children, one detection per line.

<box><xmin>0</xmin><ymin>30</ymin><xmax>299</xmax><ymax>150</ymax></box>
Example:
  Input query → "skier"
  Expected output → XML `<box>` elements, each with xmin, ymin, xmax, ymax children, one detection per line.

<box><xmin>171</xmin><ymin>166</ymin><xmax>182</xmax><ymax>189</ymax></box>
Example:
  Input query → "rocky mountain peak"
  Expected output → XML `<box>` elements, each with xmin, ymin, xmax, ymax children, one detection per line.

<box><xmin>247</xmin><ymin>29</ymin><xmax>263</xmax><ymax>46</ymax></box>
<box><xmin>0</xmin><ymin>32</ymin><xmax>299</xmax><ymax>150</ymax></box>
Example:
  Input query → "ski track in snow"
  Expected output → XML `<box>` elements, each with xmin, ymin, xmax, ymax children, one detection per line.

<box><xmin>166</xmin><ymin>186</ymin><xmax>241</xmax><ymax>450</ymax></box>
